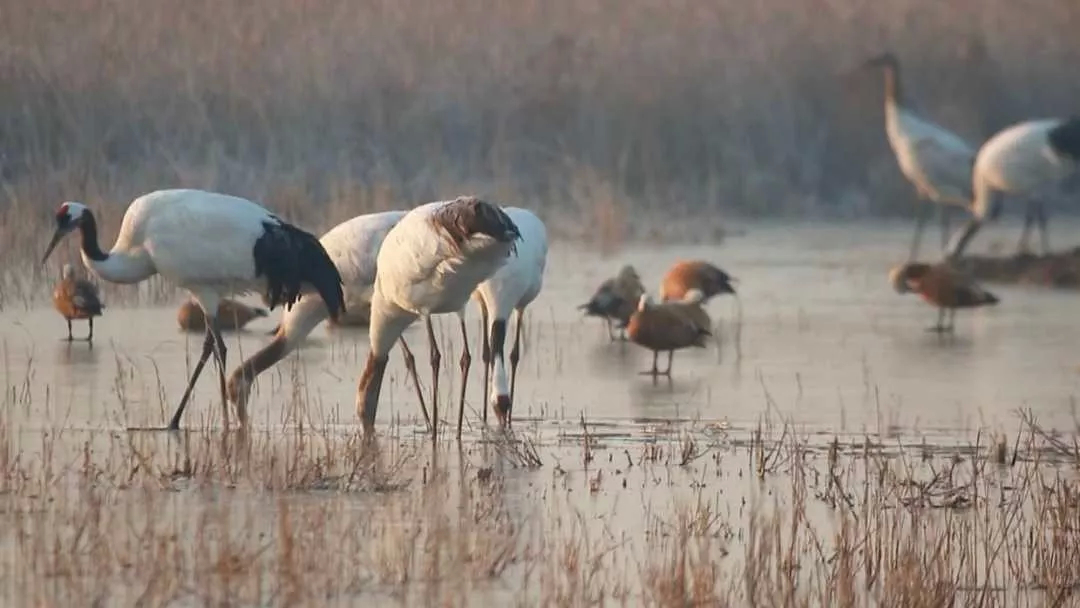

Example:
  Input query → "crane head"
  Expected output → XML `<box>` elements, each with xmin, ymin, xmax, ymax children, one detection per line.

<box><xmin>861</xmin><ymin>52</ymin><xmax>899</xmax><ymax>72</ymax></box>
<box><xmin>42</xmin><ymin>202</ymin><xmax>89</xmax><ymax>264</ymax></box>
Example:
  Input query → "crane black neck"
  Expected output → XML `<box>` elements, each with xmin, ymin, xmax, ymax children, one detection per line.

<box><xmin>78</xmin><ymin>210</ymin><xmax>109</xmax><ymax>262</ymax></box>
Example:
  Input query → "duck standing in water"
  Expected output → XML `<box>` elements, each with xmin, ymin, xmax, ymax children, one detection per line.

<box><xmin>579</xmin><ymin>265</ymin><xmax>646</xmax><ymax>340</ymax></box>
<box><xmin>889</xmin><ymin>261</ymin><xmax>999</xmax><ymax>333</ymax></box>
<box><xmin>53</xmin><ymin>263</ymin><xmax>105</xmax><ymax>342</ymax></box>
<box><xmin>627</xmin><ymin>291</ymin><xmax>712</xmax><ymax>376</ymax></box>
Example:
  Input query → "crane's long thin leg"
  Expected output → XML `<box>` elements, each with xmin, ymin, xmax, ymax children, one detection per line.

<box><xmin>1019</xmin><ymin>201</ymin><xmax>1036</xmax><ymax>255</ymax></box>
<box><xmin>480</xmin><ymin>304</ymin><xmax>491</xmax><ymax>425</ymax></box>
<box><xmin>456</xmin><ymin>313</ymin><xmax>471</xmax><ymax>440</ymax></box>
<box><xmin>939</xmin><ymin>205</ymin><xmax>951</xmax><ymax>252</ymax></box>
<box><xmin>399</xmin><ymin>338</ymin><xmax>431</xmax><ymax>430</ymax></box>
<box><xmin>909</xmin><ymin>200</ymin><xmax>930</xmax><ymax>261</ymax></box>
<box><xmin>425</xmin><ymin>317</ymin><xmax>440</xmax><ymax>443</ymax></box>
<box><xmin>207</xmin><ymin>318</ymin><xmax>230</xmax><ymax>431</ymax></box>
<box><xmin>1035</xmin><ymin>200</ymin><xmax>1049</xmax><ymax>255</ymax></box>
<box><xmin>508</xmin><ymin>308</ymin><xmax>525</xmax><ymax>424</ymax></box>
<box><xmin>169</xmin><ymin>327</ymin><xmax>216</xmax><ymax>430</ymax></box>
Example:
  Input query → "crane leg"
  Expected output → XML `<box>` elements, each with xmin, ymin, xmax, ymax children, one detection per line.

<box><xmin>1035</xmin><ymin>200</ymin><xmax>1050</xmax><ymax>255</ymax></box>
<box><xmin>909</xmin><ymin>200</ymin><xmax>930</xmax><ymax>261</ymax></box>
<box><xmin>425</xmin><ymin>317</ymin><xmax>440</xmax><ymax>443</ymax></box>
<box><xmin>208</xmin><ymin>320</ymin><xmax>230</xmax><ymax>430</ymax></box>
<box><xmin>169</xmin><ymin>326</ymin><xmax>218</xmax><ymax>430</ymax></box>
<box><xmin>488</xmin><ymin>319</ymin><xmax>509</xmax><ymax>426</ymax></box>
<box><xmin>939</xmin><ymin>205</ymin><xmax>951</xmax><ymax>252</ymax></box>
<box><xmin>508</xmin><ymin>308</ymin><xmax>525</xmax><ymax>426</ymax></box>
<box><xmin>480</xmin><ymin>304</ymin><xmax>491</xmax><ymax>425</ymax></box>
<box><xmin>399</xmin><ymin>338</ymin><xmax>431</xmax><ymax>430</ymax></box>
<box><xmin>456</xmin><ymin>313</ymin><xmax>471</xmax><ymax>439</ymax></box>
<box><xmin>1018</xmin><ymin>201</ymin><xmax>1037</xmax><ymax>255</ymax></box>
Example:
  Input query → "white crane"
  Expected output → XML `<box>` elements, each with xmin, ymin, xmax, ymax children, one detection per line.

<box><xmin>41</xmin><ymin>189</ymin><xmax>346</xmax><ymax>431</ymax></box>
<box><xmin>225</xmin><ymin>210</ymin><xmax>439</xmax><ymax>427</ymax></box>
<box><xmin>860</xmin><ymin>52</ymin><xmax>977</xmax><ymax>259</ymax></box>
<box><xmin>471</xmin><ymin>207</ymin><xmax>547</xmax><ymax>429</ymax></box>
<box><xmin>354</xmin><ymin>196</ymin><xmax>521</xmax><ymax>439</ymax></box>
<box><xmin>946</xmin><ymin>117</ymin><xmax>1080</xmax><ymax>260</ymax></box>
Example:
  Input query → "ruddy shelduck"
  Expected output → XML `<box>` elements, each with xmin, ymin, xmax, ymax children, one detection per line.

<box><xmin>177</xmin><ymin>298</ymin><xmax>269</xmax><ymax>332</ymax></box>
<box><xmin>889</xmin><ymin>262</ymin><xmax>999</xmax><ymax>333</ymax></box>
<box><xmin>626</xmin><ymin>290</ymin><xmax>712</xmax><ymax>376</ymax></box>
<box><xmin>53</xmin><ymin>263</ymin><xmax>104</xmax><ymax>342</ymax></box>
<box><xmin>659</xmin><ymin>260</ymin><xmax>736</xmax><ymax>303</ymax></box>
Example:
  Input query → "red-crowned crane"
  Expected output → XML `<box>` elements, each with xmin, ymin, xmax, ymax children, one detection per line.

<box><xmin>355</xmin><ymin>196</ymin><xmax>521</xmax><ymax>439</ymax></box>
<box><xmin>41</xmin><ymin>189</ymin><xmax>346</xmax><ymax>430</ymax></box>
<box><xmin>225</xmin><ymin>210</ymin><xmax>438</xmax><ymax>427</ymax></box>
<box><xmin>470</xmin><ymin>207</ymin><xmax>547</xmax><ymax>430</ymax></box>
<box><xmin>859</xmin><ymin>52</ymin><xmax>977</xmax><ymax>259</ymax></box>
<box><xmin>946</xmin><ymin>117</ymin><xmax>1080</xmax><ymax>259</ymax></box>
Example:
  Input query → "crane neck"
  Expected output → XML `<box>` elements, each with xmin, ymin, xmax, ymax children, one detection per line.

<box><xmin>77</xmin><ymin>209</ymin><xmax>155</xmax><ymax>284</ymax></box>
<box><xmin>882</xmin><ymin>64</ymin><xmax>907</xmax><ymax>110</ymax></box>
<box><xmin>77</xmin><ymin>210</ymin><xmax>108</xmax><ymax>262</ymax></box>
<box><xmin>232</xmin><ymin>295</ymin><xmax>330</xmax><ymax>387</ymax></box>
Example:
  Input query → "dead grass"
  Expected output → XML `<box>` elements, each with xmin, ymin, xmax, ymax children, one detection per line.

<box><xmin>2</xmin><ymin>0</ymin><xmax>1080</xmax><ymax>282</ymax></box>
<box><xmin>3</xmin><ymin>372</ymin><xmax>1080</xmax><ymax>607</ymax></box>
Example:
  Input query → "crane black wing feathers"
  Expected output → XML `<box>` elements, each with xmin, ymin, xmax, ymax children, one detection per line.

<box><xmin>1048</xmin><ymin>117</ymin><xmax>1080</xmax><ymax>162</ymax></box>
<box><xmin>252</xmin><ymin>220</ymin><xmax>346</xmax><ymax>320</ymax></box>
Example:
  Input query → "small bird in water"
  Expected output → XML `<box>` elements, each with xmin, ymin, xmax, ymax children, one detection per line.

<box><xmin>627</xmin><ymin>290</ymin><xmax>712</xmax><ymax>376</ymax></box>
<box><xmin>578</xmin><ymin>265</ymin><xmax>645</xmax><ymax>340</ymax></box>
<box><xmin>889</xmin><ymin>262</ymin><xmax>999</xmax><ymax>333</ymax></box>
<box><xmin>177</xmin><ymin>298</ymin><xmax>269</xmax><ymax>332</ymax></box>
<box><xmin>659</xmin><ymin>260</ymin><xmax>737</xmax><ymax>303</ymax></box>
<box><xmin>52</xmin><ymin>263</ymin><xmax>104</xmax><ymax>342</ymax></box>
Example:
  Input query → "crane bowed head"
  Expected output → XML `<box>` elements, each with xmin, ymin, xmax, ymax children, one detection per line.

<box><xmin>42</xmin><ymin>202</ymin><xmax>89</xmax><ymax>264</ymax></box>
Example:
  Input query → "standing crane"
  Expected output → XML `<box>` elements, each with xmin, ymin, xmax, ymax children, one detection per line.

<box><xmin>41</xmin><ymin>189</ymin><xmax>345</xmax><ymax>431</ymax></box>
<box><xmin>860</xmin><ymin>52</ymin><xmax>977</xmax><ymax>259</ymax></box>
<box><xmin>355</xmin><ymin>196</ymin><xmax>521</xmax><ymax>439</ymax></box>
<box><xmin>946</xmin><ymin>117</ymin><xmax>1080</xmax><ymax>260</ymax></box>
<box><xmin>225</xmin><ymin>210</ymin><xmax>438</xmax><ymax>427</ymax></box>
<box><xmin>471</xmin><ymin>207</ymin><xmax>547</xmax><ymax>430</ymax></box>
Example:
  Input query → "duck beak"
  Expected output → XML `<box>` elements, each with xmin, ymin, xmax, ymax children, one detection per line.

<box><xmin>41</xmin><ymin>229</ymin><xmax>66</xmax><ymax>265</ymax></box>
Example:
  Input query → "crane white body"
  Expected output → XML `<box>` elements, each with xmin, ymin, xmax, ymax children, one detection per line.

<box><xmin>42</xmin><ymin>188</ymin><xmax>344</xmax><ymax>430</ymax></box>
<box><xmin>471</xmin><ymin>207</ymin><xmax>547</xmax><ymax>426</ymax></box>
<box><xmin>356</xmin><ymin>197</ymin><xmax>522</xmax><ymax>438</ymax></box>
<box><xmin>863</xmin><ymin>53</ymin><xmax>976</xmax><ymax>259</ymax></box>
<box><xmin>946</xmin><ymin>118</ymin><xmax>1080</xmax><ymax>259</ymax></box>
<box><xmin>226</xmin><ymin>210</ymin><xmax>407</xmax><ymax>416</ymax></box>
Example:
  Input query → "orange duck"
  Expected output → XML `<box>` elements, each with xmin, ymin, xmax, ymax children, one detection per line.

<box><xmin>177</xmin><ymin>298</ymin><xmax>269</xmax><ymax>332</ymax></box>
<box><xmin>889</xmin><ymin>262</ymin><xmax>999</xmax><ymax>333</ymax></box>
<box><xmin>659</xmin><ymin>260</ymin><xmax>736</xmax><ymax>303</ymax></box>
<box><xmin>627</xmin><ymin>291</ymin><xmax>712</xmax><ymax>376</ymax></box>
<box><xmin>53</xmin><ymin>263</ymin><xmax>105</xmax><ymax>342</ymax></box>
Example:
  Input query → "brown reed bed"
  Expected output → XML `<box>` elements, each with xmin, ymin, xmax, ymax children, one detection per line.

<box><xmin>1</xmin><ymin>364</ymin><xmax>1079</xmax><ymax>608</ymax></box>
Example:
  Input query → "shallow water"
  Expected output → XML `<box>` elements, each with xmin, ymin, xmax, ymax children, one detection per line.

<box><xmin>4</xmin><ymin>219</ymin><xmax>1080</xmax><ymax>604</ymax></box>
<box><xmin>6</xmin><ymin>219</ymin><xmax>1080</xmax><ymax>440</ymax></box>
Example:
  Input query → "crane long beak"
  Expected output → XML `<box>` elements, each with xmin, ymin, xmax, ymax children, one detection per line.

<box><xmin>41</xmin><ymin>229</ymin><xmax>66</xmax><ymax>265</ymax></box>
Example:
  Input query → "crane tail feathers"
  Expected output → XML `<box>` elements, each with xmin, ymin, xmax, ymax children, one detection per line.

<box><xmin>254</xmin><ymin>222</ymin><xmax>346</xmax><ymax>321</ymax></box>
